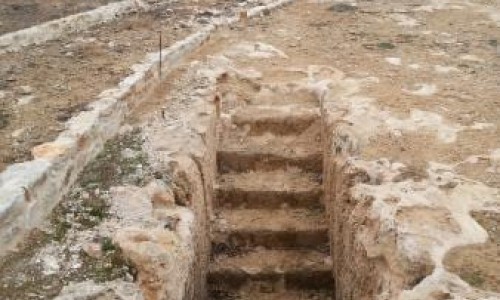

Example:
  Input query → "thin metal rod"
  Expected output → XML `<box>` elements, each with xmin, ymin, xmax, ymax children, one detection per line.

<box><xmin>159</xmin><ymin>31</ymin><xmax>162</xmax><ymax>80</ymax></box>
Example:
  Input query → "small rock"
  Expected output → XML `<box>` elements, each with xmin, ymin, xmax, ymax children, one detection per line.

<box><xmin>178</xmin><ymin>21</ymin><xmax>192</xmax><ymax>29</ymax></box>
<box><xmin>121</xmin><ymin>148</ymin><xmax>137</xmax><ymax>159</ymax></box>
<box><xmin>11</xmin><ymin>127</ymin><xmax>27</xmax><ymax>139</ymax></box>
<box><xmin>119</xmin><ymin>124</ymin><xmax>134</xmax><ymax>135</ymax></box>
<box><xmin>460</xmin><ymin>54</ymin><xmax>484</xmax><ymax>63</ymax></box>
<box><xmin>40</xmin><ymin>255</ymin><xmax>60</xmax><ymax>276</ymax></box>
<box><xmin>164</xmin><ymin>215</ymin><xmax>181</xmax><ymax>231</ymax></box>
<box><xmin>17</xmin><ymin>95</ymin><xmax>36</xmax><ymax>105</ymax></box>
<box><xmin>197</xmin><ymin>17</ymin><xmax>211</xmax><ymax>25</ymax></box>
<box><xmin>124</xmin><ymin>273</ymin><xmax>134</xmax><ymax>282</ymax></box>
<box><xmin>403</xmin><ymin>83</ymin><xmax>437</xmax><ymax>96</ymax></box>
<box><xmin>385</xmin><ymin>57</ymin><xmax>402</xmax><ymax>66</ymax></box>
<box><xmin>82</xmin><ymin>243</ymin><xmax>103</xmax><ymax>259</ymax></box>
<box><xmin>17</xmin><ymin>85</ymin><xmax>33</xmax><ymax>95</ymax></box>
<box><xmin>241</xmin><ymin>267</ymin><xmax>260</xmax><ymax>275</ymax></box>
<box><xmin>151</xmin><ymin>189</ymin><xmax>175</xmax><ymax>209</ymax></box>
<box><xmin>324</xmin><ymin>256</ymin><xmax>333</xmax><ymax>267</ymax></box>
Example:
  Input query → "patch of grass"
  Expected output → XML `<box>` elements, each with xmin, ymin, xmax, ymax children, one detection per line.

<box><xmin>377</xmin><ymin>42</ymin><xmax>396</xmax><ymax>50</ymax></box>
<box><xmin>462</xmin><ymin>271</ymin><xmax>486</xmax><ymax>288</ymax></box>
<box><xmin>81</xmin><ymin>244</ymin><xmax>136</xmax><ymax>283</ymax></box>
<box><xmin>0</xmin><ymin>108</ymin><xmax>10</xmax><ymax>129</ymax></box>
<box><xmin>86</xmin><ymin>196</ymin><xmax>109</xmax><ymax>221</ymax></box>
<box><xmin>329</xmin><ymin>3</ymin><xmax>357</xmax><ymax>13</ymax></box>
<box><xmin>0</xmin><ymin>129</ymin><xmax>149</xmax><ymax>298</ymax></box>
<box><xmin>79</xmin><ymin>128</ymin><xmax>150</xmax><ymax>190</ymax></box>
<box><xmin>100</xmin><ymin>237</ymin><xmax>116</xmax><ymax>253</ymax></box>
<box><xmin>52</xmin><ymin>220</ymin><xmax>72</xmax><ymax>242</ymax></box>
<box><xmin>50</xmin><ymin>129</ymin><xmax>151</xmax><ymax>240</ymax></box>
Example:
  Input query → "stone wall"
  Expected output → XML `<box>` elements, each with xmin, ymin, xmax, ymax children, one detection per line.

<box><xmin>0</xmin><ymin>0</ymin><xmax>165</xmax><ymax>55</ymax></box>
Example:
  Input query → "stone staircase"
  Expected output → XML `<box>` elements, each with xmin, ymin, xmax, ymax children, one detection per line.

<box><xmin>208</xmin><ymin>103</ymin><xmax>334</xmax><ymax>299</ymax></box>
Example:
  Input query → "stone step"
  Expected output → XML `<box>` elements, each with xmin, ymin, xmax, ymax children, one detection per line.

<box><xmin>217</xmin><ymin>149</ymin><xmax>322</xmax><ymax>174</ymax></box>
<box><xmin>212</xmin><ymin>209</ymin><xmax>328</xmax><ymax>250</ymax></box>
<box><xmin>208</xmin><ymin>249</ymin><xmax>333</xmax><ymax>292</ymax></box>
<box><xmin>209</xmin><ymin>288</ymin><xmax>334</xmax><ymax>300</ymax></box>
<box><xmin>231</xmin><ymin>106</ymin><xmax>320</xmax><ymax>136</ymax></box>
<box><xmin>218</xmin><ymin>113</ymin><xmax>322</xmax><ymax>174</ymax></box>
<box><xmin>215</xmin><ymin>171</ymin><xmax>323</xmax><ymax>209</ymax></box>
<box><xmin>217</xmin><ymin>108</ymin><xmax>323</xmax><ymax>173</ymax></box>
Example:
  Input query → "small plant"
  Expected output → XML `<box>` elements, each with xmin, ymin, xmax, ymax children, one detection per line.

<box><xmin>52</xmin><ymin>220</ymin><xmax>72</xmax><ymax>242</ymax></box>
<box><xmin>377</xmin><ymin>42</ymin><xmax>396</xmax><ymax>50</ymax></box>
<box><xmin>462</xmin><ymin>271</ymin><xmax>485</xmax><ymax>288</ymax></box>
<box><xmin>0</xmin><ymin>108</ymin><xmax>10</xmax><ymax>129</ymax></box>
<box><xmin>329</xmin><ymin>3</ymin><xmax>357</xmax><ymax>13</ymax></box>
<box><xmin>100</xmin><ymin>237</ymin><xmax>116</xmax><ymax>253</ymax></box>
<box><xmin>86</xmin><ymin>196</ymin><xmax>109</xmax><ymax>221</ymax></box>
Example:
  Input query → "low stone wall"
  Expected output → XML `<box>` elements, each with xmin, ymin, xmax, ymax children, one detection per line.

<box><xmin>0</xmin><ymin>0</ymin><xmax>159</xmax><ymax>55</ymax></box>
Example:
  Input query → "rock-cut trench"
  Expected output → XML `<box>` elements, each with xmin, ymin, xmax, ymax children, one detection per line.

<box><xmin>206</xmin><ymin>82</ymin><xmax>334</xmax><ymax>299</ymax></box>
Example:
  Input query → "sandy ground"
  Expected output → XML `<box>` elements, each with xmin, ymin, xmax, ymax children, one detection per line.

<box><xmin>0</xmin><ymin>6</ymin><xmax>189</xmax><ymax>171</ymax></box>
<box><xmin>0</xmin><ymin>0</ymin><xmax>246</xmax><ymax>172</ymax></box>
<box><xmin>0</xmin><ymin>0</ymin><xmax>122</xmax><ymax>35</ymax></box>
<box><xmin>133</xmin><ymin>0</ymin><xmax>500</xmax><ymax>292</ymax></box>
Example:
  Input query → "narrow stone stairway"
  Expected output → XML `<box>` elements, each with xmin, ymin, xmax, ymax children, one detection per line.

<box><xmin>208</xmin><ymin>98</ymin><xmax>334</xmax><ymax>299</ymax></box>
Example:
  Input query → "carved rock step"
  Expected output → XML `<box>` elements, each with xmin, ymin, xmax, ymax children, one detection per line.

<box><xmin>209</xmin><ymin>289</ymin><xmax>334</xmax><ymax>300</ymax></box>
<box><xmin>208</xmin><ymin>249</ymin><xmax>333</xmax><ymax>292</ymax></box>
<box><xmin>231</xmin><ymin>106</ymin><xmax>321</xmax><ymax>135</ymax></box>
<box><xmin>217</xmin><ymin>149</ymin><xmax>322</xmax><ymax>173</ymax></box>
<box><xmin>215</xmin><ymin>171</ymin><xmax>323</xmax><ymax>209</ymax></box>
<box><xmin>218</xmin><ymin>113</ymin><xmax>322</xmax><ymax>173</ymax></box>
<box><xmin>212</xmin><ymin>208</ymin><xmax>328</xmax><ymax>250</ymax></box>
